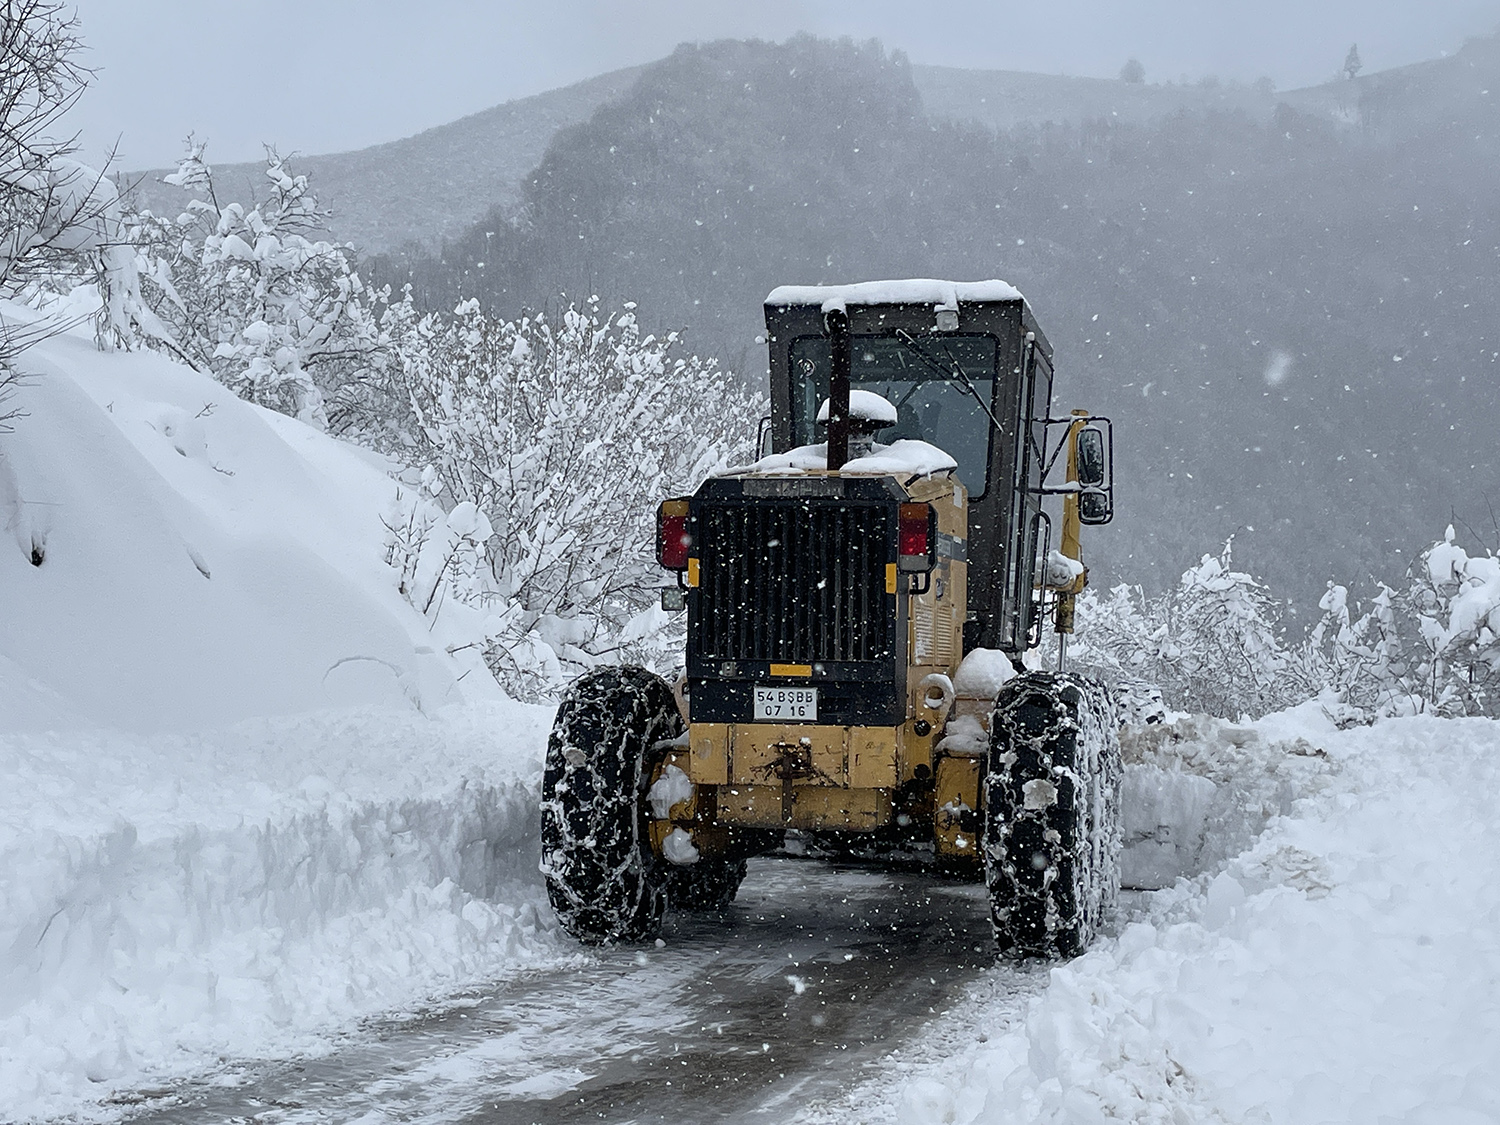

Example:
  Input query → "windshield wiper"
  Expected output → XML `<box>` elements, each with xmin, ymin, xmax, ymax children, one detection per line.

<box><xmin>893</xmin><ymin>329</ymin><xmax>1005</xmax><ymax>435</ymax></box>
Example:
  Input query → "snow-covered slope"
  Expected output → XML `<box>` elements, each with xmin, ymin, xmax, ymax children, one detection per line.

<box><xmin>0</xmin><ymin>320</ymin><xmax>499</xmax><ymax>731</ymax></box>
<box><xmin>0</xmin><ymin>322</ymin><xmax>568</xmax><ymax>1120</ymax></box>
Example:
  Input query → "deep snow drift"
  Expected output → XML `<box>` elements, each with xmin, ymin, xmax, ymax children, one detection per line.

<box><xmin>0</xmin><ymin>322</ymin><xmax>569</xmax><ymax>1120</ymax></box>
<box><xmin>802</xmin><ymin>705</ymin><xmax>1500</xmax><ymax>1125</ymax></box>
<box><xmin>0</xmin><ymin>320</ymin><xmax>501</xmax><ymax>732</ymax></box>
<box><xmin>1</xmin><ymin>705</ymin><xmax>566</xmax><ymax>1120</ymax></box>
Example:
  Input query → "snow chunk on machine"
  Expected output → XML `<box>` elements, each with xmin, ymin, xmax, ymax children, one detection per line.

<box><xmin>541</xmin><ymin>279</ymin><xmax>1121</xmax><ymax>957</ymax></box>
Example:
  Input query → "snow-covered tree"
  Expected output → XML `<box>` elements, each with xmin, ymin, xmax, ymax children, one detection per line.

<box><xmin>1059</xmin><ymin>527</ymin><xmax>1500</xmax><ymax>724</ymax></box>
<box><xmin>1162</xmin><ymin>541</ymin><xmax>1304</xmax><ymax>717</ymax></box>
<box><xmin>0</xmin><ymin>0</ymin><xmax>121</xmax><ymax>403</ymax></box>
<box><xmin>1406</xmin><ymin>528</ymin><xmax>1500</xmax><ymax>714</ymax></box>
<box><xmin>1343</xmin><ymin>44</ymin><xmax>1363</xmax><ymax>81</ymax></box>
<box><xmin>1044</xmin><ymin>581</ymin><xmax>1160</xmax><ymax>678</ymax></box>
<box><xmin>384</xmin><ymin>294</ymin><xmax>763</xmax><ymax>698</ymax></box>
<box><xmin>1318</xmin><ymin>528</ymin><xmax>1500</xmax><ymax>719</ymax></box>
<box><xmin>121</xmin><ymin>142</ymin><xmax>385</xmax><ymax>428</ymax></box>
<box><xmin>1047</xmin><ymin>540</ymin><xmax>1315</xmax><ymax>719</ymax></box>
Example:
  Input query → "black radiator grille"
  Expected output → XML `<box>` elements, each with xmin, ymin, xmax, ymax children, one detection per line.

<box><xmin>693</xmin><ymin>501</ymin><xmax>894</xmax><ymax>664</ymax></box>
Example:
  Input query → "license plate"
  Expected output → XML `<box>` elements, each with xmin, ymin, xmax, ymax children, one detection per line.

<box><xmin>753</xmin><ymin>685</ymin><xmax>818</xmax><ymax>721</ymax></box>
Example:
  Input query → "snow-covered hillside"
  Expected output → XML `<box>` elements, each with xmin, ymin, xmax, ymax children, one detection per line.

<box><xmin>0</xmin><ymin>320</ymin><xmax>568</xmax><ymax>1119</ymax></box>
<box><xmin>0</xmin><ymin>315</ymin><xmax>502</xmax><ymax>731</ymax></box>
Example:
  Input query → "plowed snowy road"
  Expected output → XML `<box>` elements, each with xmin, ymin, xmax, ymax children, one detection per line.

<box><xmin>117</xmin><ymin>857</ymin><xmax>1037</xmax><ymax>1125</ymax></box>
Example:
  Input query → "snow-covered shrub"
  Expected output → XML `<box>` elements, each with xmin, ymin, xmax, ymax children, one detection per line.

<box><xmin>1056</xmin><ymin>528</ymin><xmax>1500</xmax><ymax>723</ymax></box>
<box><xmin>119</xmin><ymin>143</ymin><xmax>385</xmax><ymax>428</ymax></box>
<box><xmin>1306</xmin><ymin>580</ymin><xmax>1401</xmax><ymax>722</ymax></box>
<box><xmin>1049</xmin><ymin>540</ymin><xmax>1316</xmax><ymax>720</ymax></box>
<box><xmin>1313</xmin><ymin>527</ymin><xmax>1500</xmax><ymax>720</ymax></box>
<box><xmin>1163</xmin><ymin>543</ymin><xmax>1319</xmax><ymax>717</ymax></box>
<box><xmin>385</xmin><ymin>294</ymin><xmax>762</xmax><ymax>698</ymax></box>
<box><xmin>1045</xmin><ymin>581</ymin><xmax>1161</xmax><ymax>678</ymax></box>
<box><xmin>1407</xmin><ymin>528</ymin><xmax>1500</xmax><ymax>714</ymax></box>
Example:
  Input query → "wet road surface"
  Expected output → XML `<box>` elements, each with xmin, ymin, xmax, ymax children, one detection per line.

<box><xmin>118</xmin><ymin>856</ymin><xmax>1035</xmax><ymax>1125</ymax></box>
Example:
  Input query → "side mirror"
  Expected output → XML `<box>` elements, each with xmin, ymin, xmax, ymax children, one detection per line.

<box><xmin>1079</xmin><ymin>489</ymin><xmax>1112</xmax><ymax>525</ymax></box>
<box><xmin>1075</xmin><ymin>422</ymin><xmax>1114</xmax><ymax>526</ymax></box>
<box><xmin>1076</xmin><ymin>426</ymin><xmax>1106</xmax><ymax>487</ymax></box>
<box><xmin>756</xmin><ymin>415</ymin><xmax>773</xmax><ymax>459</ymax></box>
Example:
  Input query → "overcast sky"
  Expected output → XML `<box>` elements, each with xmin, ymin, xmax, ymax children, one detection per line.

<box><xmin>68</xmin><ymin>0</ymin><xmax>1500</xmax><ymax>169</ymax></box>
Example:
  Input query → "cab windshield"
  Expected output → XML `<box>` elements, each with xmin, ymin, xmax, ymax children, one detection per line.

<box><xmin>788</xmin><ymin>334</ymin><xmax>998</xmax><ymax>496</ymax></box>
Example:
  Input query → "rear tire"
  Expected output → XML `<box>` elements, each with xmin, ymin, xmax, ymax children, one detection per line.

<box><xmin>984</xmin><ymin>671</ymin><xmax>1121</xmax><ymax>958</ymax></box>
<box><xmin>540</xmin><ymin>666</ymin><xmax>683</xmax><ymax>944</ymax></box>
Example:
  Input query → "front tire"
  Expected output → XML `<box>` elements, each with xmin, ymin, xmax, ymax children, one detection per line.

<box><xmin>984</xmin><ymin>671</ymin><xmax>1121</xmax><ymax>958</ymax></box>
<box><xmin>540</xmin><ymin>666</ymin><xmax>683</xmax><ymax>944</ymax></box>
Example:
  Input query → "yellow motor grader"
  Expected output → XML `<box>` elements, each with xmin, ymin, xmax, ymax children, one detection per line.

<box><xmin>541</xmin><ymin>280</ymin><xmax>1119</xmax><ymax>957</ymax></box>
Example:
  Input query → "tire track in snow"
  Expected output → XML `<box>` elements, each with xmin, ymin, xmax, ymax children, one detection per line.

<box><xmin>115</xmin><ymin>857</ymin><xmax>1040</xmax><ymax>1125</ymax></box>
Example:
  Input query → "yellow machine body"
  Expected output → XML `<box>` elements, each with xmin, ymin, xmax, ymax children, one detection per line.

<box><xmin>643</xmin><ymin>286</ymin><xmax>1106</xmax><ymax>871</ymax></box>
<box><xmin>649</xmin><ymin>472</ymin><xmax>993</xmax><ymax>862</ymax></box>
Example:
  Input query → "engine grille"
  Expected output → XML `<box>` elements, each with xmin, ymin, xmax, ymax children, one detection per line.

<box><xmin>693</xmin><ymin>500</ymin><xmax>895</xmax><ymax>664</ymax></box>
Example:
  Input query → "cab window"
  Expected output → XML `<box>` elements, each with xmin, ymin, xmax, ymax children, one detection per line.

<box><xmin>789</xmin><ymin>334</ymin><xmax>998</xmax><ymax>497</ymax></box>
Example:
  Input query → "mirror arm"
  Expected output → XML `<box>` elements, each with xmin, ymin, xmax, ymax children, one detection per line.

<box><xmin>1039</xmin><ymin>432</ymin><xmax>1072</xmax><ymax>482</ymax></box>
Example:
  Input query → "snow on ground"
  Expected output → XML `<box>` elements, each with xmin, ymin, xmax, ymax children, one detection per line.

<box><xmin>0</xmin><ymin>320</ymin><xmax>570</xmax><ymax>1121</ymax></box>
<box><xmin>9</xmin><ymin>308</ymin><xmax>1500</xmax><ymax>1125</ymax></box>
<box><xmin>0</xmin><ymin>704</ymin><xmax>569</xmax><ymax>1121</ymax></box>
<box><xmin>803</xmin><ymin>704</ymin><xmax>1500</xmax><ymax>1125</ymax></box>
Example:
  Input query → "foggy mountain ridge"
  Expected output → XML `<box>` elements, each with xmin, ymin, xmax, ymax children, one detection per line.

<box><xmin>915</xmin><ymin>63</ymin><xmax>1277</xmax><ymax>133</ymax></box>
<box><xmin>120</xmin><ymin>64</ymin><xmax>648</xmax><ymax>255</ymax></box>
<box><xmin>372</xmin><ymin>33</ymin><xmax>1500</xmax><ymax>611</ymax></box>
<box><xmin>122</xmin><ymin>45</ymin><xmax>1358</xmax><ymax>258</ymax></box>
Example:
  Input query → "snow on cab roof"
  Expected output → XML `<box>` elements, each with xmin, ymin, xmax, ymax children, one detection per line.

<box><xmin>764</xmin><ymin>278</ymin><xmax>1024</xmax><ymax>312</ymax></box>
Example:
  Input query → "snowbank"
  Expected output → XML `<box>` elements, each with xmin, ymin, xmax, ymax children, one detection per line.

<box><xmin>0</xmin><ymin>703</ymin><xmax>567</xmax><ymax>1121</ymax></box>
<box><xmin>0</xmin><ymin>319</ymin><xmax>565</xmax><ymax>1120</ymax></box>
<box><xmin>0</xmin><ymin>319</ymin><xmax>500</xmax><ymax>732</ymax></box>
<box><xmin>1118</xmin><ymin>711</ymin><xmax>1332</xmax><ymax>889</ymax></box>
<box><xmin>833</xmin><ymin>708</ymin><xmax>1500</xmax><ymax>1125</ymax></box>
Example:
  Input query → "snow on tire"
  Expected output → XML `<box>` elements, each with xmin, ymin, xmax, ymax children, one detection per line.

<box><xmin>541</xmin><ymin>666</ymin><xmax>683</xmax><ymax>944</ymax></box>
<box><xmin>984</xmin><ymin>671</ymin><xmax>1122</xmax><ymax>958</ymax></box>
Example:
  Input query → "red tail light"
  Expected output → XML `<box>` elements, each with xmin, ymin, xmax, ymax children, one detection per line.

<box><xmin>898</xmin><ymin>503</ymin><xmax>935</xmax><ymax>572</ymax></box>
<box><xmin>657</xmin><ymin>499</ymin><xmax>691</xmax><ymax>570</ymax></box>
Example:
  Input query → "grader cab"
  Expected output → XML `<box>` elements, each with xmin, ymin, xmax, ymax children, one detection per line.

<box><xmin>541</xmin><ymin>280</ymin><xmax>1121</xmax><ymax>957</ymax></box>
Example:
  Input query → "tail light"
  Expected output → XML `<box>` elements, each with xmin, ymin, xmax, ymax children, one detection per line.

<box><xmin>898</xmin><ymin>502</ymin><xmax>936</xmax><ymax>572</ymax></box>
<box><xmin>657</xmin><ymin>499</ymin><xmax>691</xmax><ymax>570</ymax></box>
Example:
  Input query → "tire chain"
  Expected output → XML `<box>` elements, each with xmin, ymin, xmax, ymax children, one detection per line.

<box><xmin>984</xmin><ymin>671</ymin><xmax>1121</xmax><ymax>957</ymax></box>
<box><xmin>540</xmin><ymin>666</ymin><xmax>683</xmax><ymax>944</ymax></box>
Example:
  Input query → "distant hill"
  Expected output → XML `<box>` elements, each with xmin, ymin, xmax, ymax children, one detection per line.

<box><xmin>122</xmin><ymin>54</ymin><xmax>1317</xmax><ymax>257</ymax></box>
<box><xmin>372</xmin><ymin>32</ymin><xmax>1500</xmax><ymax>609</ymax></box>
<box><xmin>913</xmin><ymin>64</ymin><xmax>1277</xmax><ymax>130</ymax></box>
<box><xmin>121</xmin><ymin>65</ymin><xmax>645</xmax><ymax>255</ymax></box>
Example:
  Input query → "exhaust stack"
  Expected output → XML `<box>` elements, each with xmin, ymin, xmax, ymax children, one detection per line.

<box><xmin>824</xmin><ymin>305</ymin><xmax>851</xmax><ymax>470</ymax></box>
